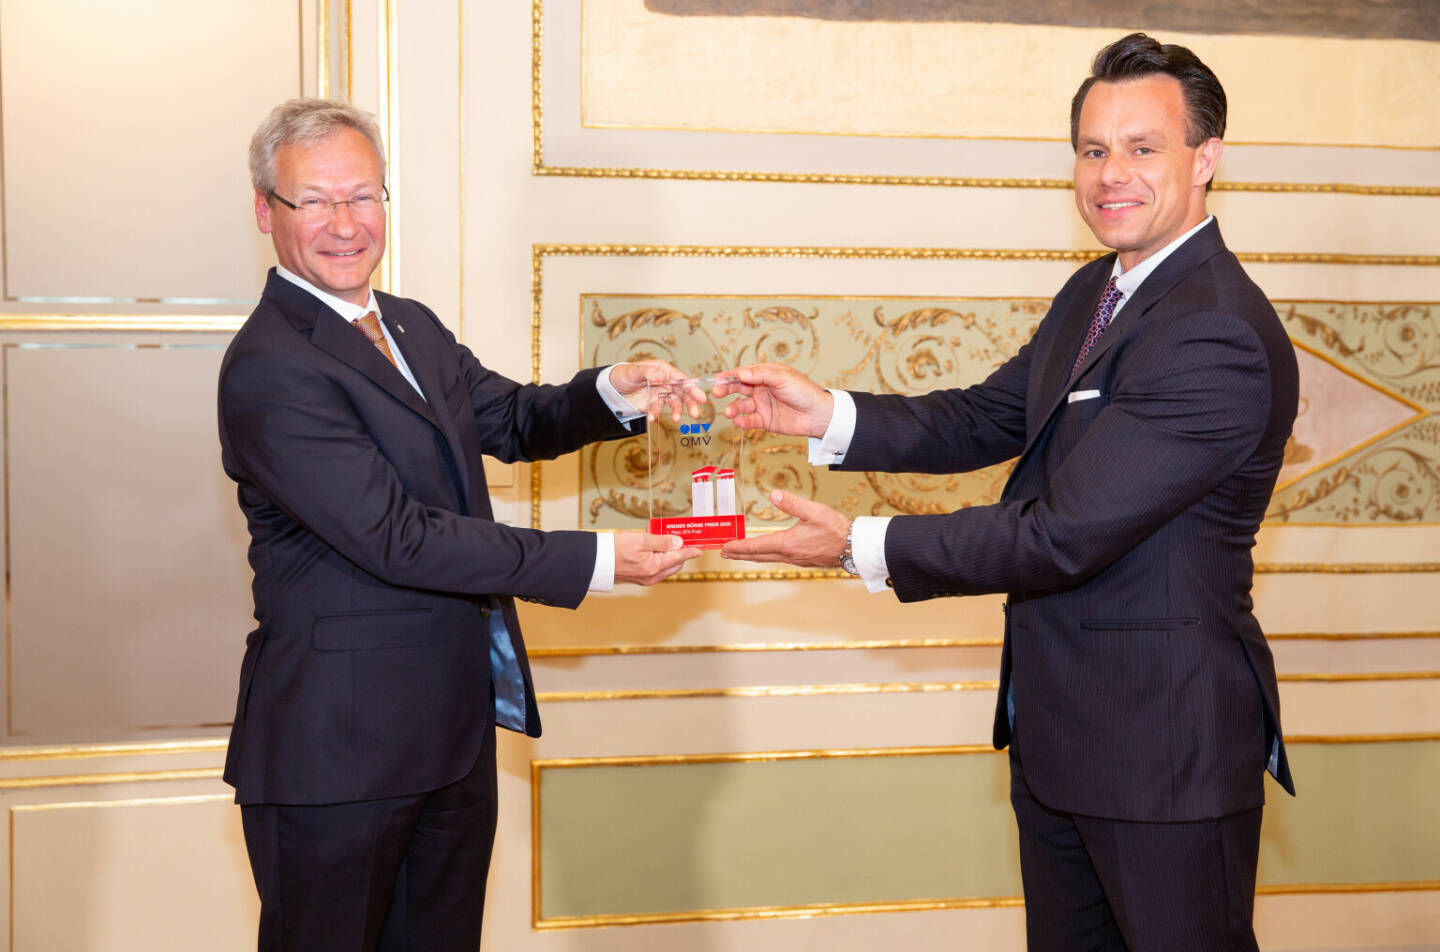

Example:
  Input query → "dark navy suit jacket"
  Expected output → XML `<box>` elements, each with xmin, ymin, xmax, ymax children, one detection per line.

<box><xmin>217</xmin><ymin>270</ymin><xmax>632</xmax><ymax>806</ymax></box>
<box><xmin>840</xmin><ymin>222</ymin><xmax>1298</xmax><ymax>822</ymax></box>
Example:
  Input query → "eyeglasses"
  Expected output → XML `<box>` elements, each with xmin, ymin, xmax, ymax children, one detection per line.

<box><xmin>269</xmin><ymin>184</ymin><xmax>389</xmax><ymax>222</ymax></box>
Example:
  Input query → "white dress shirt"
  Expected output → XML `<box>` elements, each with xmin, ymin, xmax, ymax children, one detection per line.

<box><xmin>273</xmin><ymin>266</ymin><xmax>641</xmax><ymax>590</ymax></box>
<box><xmin>812</xmin><ymin>216</ymin><xmax>1215</xmax><ymax>592</ymax></box>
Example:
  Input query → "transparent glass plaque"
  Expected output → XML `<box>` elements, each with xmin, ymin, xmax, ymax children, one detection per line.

<box><xmin>645</xmin><ymin>377</ymin><xmax>746</xmax><ymax>547</ymax></box>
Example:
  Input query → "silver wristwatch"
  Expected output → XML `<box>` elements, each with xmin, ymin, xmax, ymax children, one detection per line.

<box><xmin>839</xmin><ymin>521</ymin><xmax>859</xmax><ymax>576</ymax></box>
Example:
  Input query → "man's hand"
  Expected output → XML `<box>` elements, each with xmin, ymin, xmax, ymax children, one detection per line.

<box><xmin>720</xmin><ymin>490</ymin><xmax>850</xmax><ymax>568</ymax></box>
<box><xmin>712</xmin><ymin>364</ymin><xmax>834</xmax><ymax>438</ymax></box>
<box><xmin>614</xmin><ymin>532</ymin><xmax>703</xmax><ymax>585</ymax></box>
<box><xmin>609</xmin><ymin>360</ymin><xmax>708</xmax><ymax>423</ymax></box>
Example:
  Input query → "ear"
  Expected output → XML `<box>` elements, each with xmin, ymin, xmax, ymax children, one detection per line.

<box><xmin>254</xmin><ymin>191</ymin><xmax>273</xmax><ymax>235</ymax></box>
<box><xmin>1193</xmin><ymin>136</ymin><xmax>1223</xmax><ymax>189</ymax></box>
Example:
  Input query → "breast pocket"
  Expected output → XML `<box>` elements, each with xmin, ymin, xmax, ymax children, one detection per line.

<box><xmin>313</xmin><ymin>609</ymin><xmax>433</xmax><ymax>651</ymax></box>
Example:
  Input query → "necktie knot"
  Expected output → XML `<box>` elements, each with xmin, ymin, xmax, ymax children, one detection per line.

<box><xmin>1071</xmin><ymin>277</ymin><xmax>1123</xmax><ymax>376</ymax></box>
<box><xmin>352</xmin><ymin>311</ymin><xmax>399</xmax><ymax>370</ymax></box>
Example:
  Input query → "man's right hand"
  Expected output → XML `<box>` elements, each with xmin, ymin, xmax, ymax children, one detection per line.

<box><xmin>711</xmin><ymin>364</ymin><xmax>834</xmax><ymax>438</ymax></box>
<box><xmin>613</xmin><ymin>532</ymin><xmax>702</xmax><ymax>586</ymax></box>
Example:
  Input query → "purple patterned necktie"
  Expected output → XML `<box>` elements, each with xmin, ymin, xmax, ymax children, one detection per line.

<box><xmin>1070</xmin><ymin>277</ymin><xmax>1123</xmax><ymax>376</ymax></box>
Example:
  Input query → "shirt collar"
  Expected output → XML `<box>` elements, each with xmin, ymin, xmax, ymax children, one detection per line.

<box><xmin>1110</xmin><ymin>215</ymin><xmax>1214</xmax><ymax>299</ymax></box>
<box><xmin>275</xmin><ymin>265</ymin><xmax>380</xmax><ymax>322</ymax></box>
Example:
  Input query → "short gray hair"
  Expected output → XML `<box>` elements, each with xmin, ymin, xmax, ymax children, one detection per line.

<box><xmin>248</xmin><ymin>97</ymin><xmax>386</xmax><ymax>195</ymax></box>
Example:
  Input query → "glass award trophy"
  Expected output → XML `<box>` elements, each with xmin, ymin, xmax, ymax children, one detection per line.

<box><xmin>645</xmin><ymin>377</ymin><xmax>746</xmax><ymax>547</ymax></box>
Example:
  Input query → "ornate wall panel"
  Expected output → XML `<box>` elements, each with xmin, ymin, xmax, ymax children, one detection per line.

<box><xmin>576</xmin><ymin>294</ymin><xmax>1440</xmax><ymax>532</ymax></box>
<box><xmin>534</xmin><ymin>246</ymin><xmax>1440</xmax><ymax>580</ymax></box>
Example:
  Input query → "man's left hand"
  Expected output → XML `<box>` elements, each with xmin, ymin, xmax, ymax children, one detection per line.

<box><xmin>720</xmin><ymin>490</ymin><xmax>850</xmax><ymax>568</ymax></box>
<box><xmin>610</xmin><ymin>360</ymin><xmax>708</xmax><ymax>422</ymax></box>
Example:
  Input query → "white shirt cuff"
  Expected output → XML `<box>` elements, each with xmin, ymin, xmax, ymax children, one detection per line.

<box><xmin>596</xmin><ymin>364</ymin><xmax>646</xmax><ymax>425</ymax></box>
<box><xmin>852</xmin><ymin>516</ymin><xmax>892</xmax><ymax>593</ymax></box>
<box><xmin>588</xmin><ymin>532</ymin><xmax>616</xmax><ymax>592</ymax></box>
<box><xmin>809</xmin><ymin>389</ymin><xmax>856</xmax><ymax>465</ymax></box>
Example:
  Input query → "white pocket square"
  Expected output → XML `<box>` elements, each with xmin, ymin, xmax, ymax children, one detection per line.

<box><xmin>1068</xmin><ymin>389</ymin><xmax>1101</xmax><ymax>404</ymax></box>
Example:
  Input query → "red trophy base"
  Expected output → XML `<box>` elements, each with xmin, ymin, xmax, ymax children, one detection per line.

<box><xmin>648</xmin><ymin>515</ymin><xmax>746</xmax><ymax>548</ymax></box>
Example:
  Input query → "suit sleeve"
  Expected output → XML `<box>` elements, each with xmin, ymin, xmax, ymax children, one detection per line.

<box><xmin>414</xmin><ymin>300</ymin><xmax>633</xmax><ymax>463</ymax></box>
<box><xmin>218</xmin><ymin>342</ymin><xmax>600</xmax><ymax>608</ymax></box>
<box><xmin>882</xmin><ymin>307</ymin><xmax>1274</xmax><ymax>601</ymax></box>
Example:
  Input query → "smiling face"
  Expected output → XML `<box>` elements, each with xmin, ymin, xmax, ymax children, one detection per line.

<box><xmin>254</xmin><ymin>126</ymin><xmax>386</xmax><ymax>306</ymax></box>
<box><xmin>1073</xmin><ymin>75</ymin><xmax>1221</xmax><ymax>271</ymax></box>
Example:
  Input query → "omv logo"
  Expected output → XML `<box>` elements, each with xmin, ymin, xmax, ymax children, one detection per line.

<box><xmin>679</xmin><ymin>422</ymin><xmax>712</xmax><ymax>446</ymax></box>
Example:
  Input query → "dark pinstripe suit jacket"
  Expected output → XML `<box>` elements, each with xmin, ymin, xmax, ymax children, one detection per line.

<box><xmin>840</xmin><ymin>221</ymin><xmax>1298</xmax><ymax>822</ymax></box>
<box><xmin>217</xmin><ymin>270</ymin><xmax>633</xmax><ymax>806</ymax></box>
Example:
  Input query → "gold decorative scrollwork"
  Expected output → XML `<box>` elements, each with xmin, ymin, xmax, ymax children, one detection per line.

<box><xmin>1271</xmin><ymin>303</ymin><xmax>1439</xmax><ymax>524</ymax></box>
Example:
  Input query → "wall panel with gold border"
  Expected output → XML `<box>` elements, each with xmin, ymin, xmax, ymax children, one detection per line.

<box><xmin>0</xmin><ymin>0</ymin><xmax>322</xmax><ymax>311</ymax></box>
<box><xmin>534</xmin><ymin>0</ymin><xmax>1440</xmax><ymax>195</ymax></box>
<box><xmin>0</xmin><ymin>741</ymin><xmax>249</xmax><ymax>950</ymax></box>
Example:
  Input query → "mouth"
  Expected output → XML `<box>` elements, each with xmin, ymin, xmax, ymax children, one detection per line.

<box><xmin>320</xmin><ymin>250</ymin><xmax>364</xmax><ymax>258</ymax></box>
<box><xmin>1099</xmin><ymin>201</ymin><xmax>1142</xmax><ymax>210</ymax></box>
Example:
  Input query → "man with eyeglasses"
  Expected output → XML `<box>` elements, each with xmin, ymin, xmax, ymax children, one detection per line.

<box><xmin>217</xmin><ymin>98</ymin><xmax>702</xmax><ymax>951</ymax></box>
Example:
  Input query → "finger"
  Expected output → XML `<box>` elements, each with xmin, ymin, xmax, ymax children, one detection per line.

<box><xmin>766</xmin><ymin>488</ymin><xmax>823</xmax><ymax>520</ymax></box>
<box><xmin>642</xmin><ymin>547</ymin><xmax>703</xmax><ymax>584</ymax></box>
<box><xmin>719</xmin><ymin>534</ymin><xmax>790</xmax><ymax>561</ymax></box>
<box><xmin>634</xmin><ymin>532</ymin><xmax>686</xmax><ymax>552</ymax></box>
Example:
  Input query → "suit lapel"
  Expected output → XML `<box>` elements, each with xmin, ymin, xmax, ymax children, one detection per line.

<box><xmin>377</xmin><ymin>300</ymin><xmax>474</xmax><ymax>509</ymax></box>
<box><xmin>1009</xmin><ymin>221</ymin><xmax>1229</xmax><ymax>481</ymax></box>
<box><xmin>1067</xmin><ymin>221</ymin><xmax>1227</xmax><ymax>385</ymax></box>
<box><xmin>263</xmin><ymin>270</ymin><xmax>443</xmax><ymax>431</ymax></box>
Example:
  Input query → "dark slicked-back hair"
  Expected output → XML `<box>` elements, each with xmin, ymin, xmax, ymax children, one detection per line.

<box><xmin>1069</xmin><ymin>33</ymin><xmax>1227</xmax><ymax>151</ymax></box>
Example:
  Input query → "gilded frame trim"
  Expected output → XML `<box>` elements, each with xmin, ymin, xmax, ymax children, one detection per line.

<box><xmin>532</xmin><ymin>243</ymin><xmax>1440</xmax><ymax>576</ymax></box>
<box><xmin>530</xmin><ymin>736</ymin><xmax>1440</xmax><ymax>930</ymax></box>
<box><xmin>532</xmin><ymin>0</ymin><xmax>1440</xmax><ymax>196</ymax></box>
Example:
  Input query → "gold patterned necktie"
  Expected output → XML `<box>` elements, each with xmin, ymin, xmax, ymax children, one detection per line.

<box><xmin>352</xmin><ymin>311</ymin><xmax>399</xmax><ymax>370</ymax></box>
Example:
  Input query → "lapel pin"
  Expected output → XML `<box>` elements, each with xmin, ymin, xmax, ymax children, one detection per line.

<box><xmin>395</xmin><ymin>321</ymin><xmax>405</xmax><ymax>334</ymax></box>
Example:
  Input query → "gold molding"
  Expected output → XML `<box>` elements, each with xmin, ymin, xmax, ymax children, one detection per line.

<box><xmin>535</xmin><ymin>681</ymin><xmax>1001</xmax><ymax>703</ymax></box>
<box><xmin>536</xmin><ymin>896</ymin><xmax>1025</xmax><ymax>930</ymax></box>
<box><xmin>532</xmin><ymin>0</ymin><xmax>1440</xmax><ymax>196</ymax></box>
<box><xmin>1278</xmin><ymin>672</ymin><xmax>1440</xmax><ymax>683</ymax></box>
<box><xmin>1255</xmin><ymin>562</ymin><xmax>1440</xmax><ymax>573</ymax></box>
<box><xmin>343</xmin><ymin>0</ymin><xmax>353</xmax><ymax>100</ymax></box>
<box><xmin>375</xmin><ymin>0</ymin><xmax>400</xmax><ymax>296</ymax></box>
<box><xmin>1268</xmin><ymin>631</ymin><xmax>1440</xmax><ymax>641</ymax></box>
<box><xmin>535</xmin><ymin>671</ymin><xmax>1440</xmax><ymax>702</ymax></box>
<box><xmin>531</xmin><ymin>737</ymin><xmax>1440</xmax><ymax>929</ymax></box>
<box><xmin>0</xmin><ymin>315</ymin><xmax>244</xmax><ymax>332</ymax></box>
<box><xmin>317</xmin><ymin>0</ymin><xmax>330</xmax><ymax>97</ymax></box>
<box><xmin>535</xmin><ymin>165</ymin><xmax>1440</xmax><ymax>198</ymax></box>
<box><xmin>529</xmin><ymin>629</ymin><xmax>1439</xmax><ymax>657</ymax></box>
<box><xmin>0</xmin><ymin>767</ymin><xmax>222</xmax><ymax>791</ymax></box>
<box><xmin>0</xmin><ymin>739</ymin><xmax>227</xmax><ymax>763</ymax></box>
<box><xmin>530</xmin><ymin>637</ymin><xmax>1005</xmax><ymax>657</ymax></box>
<box><xmin>534</xmin><ymin>244</ymin><xmax>1440</xmax><ymax>568</ymax></box>
<box><xmin>536</xmin><ymin>671</ymin><xmax>1440</xmax><ymax>704</ymax></box>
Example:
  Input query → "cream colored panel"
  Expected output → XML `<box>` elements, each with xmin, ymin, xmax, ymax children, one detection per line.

<box><xmin>11</xmin><ymin>795</ymin><xmax>256</xmax><ymax>951</ymax></box>
<box><xmin>0</xmin><ymin>0</ymin><xmax>301</xmax><ymax>303</ymax></box>
<box><xmin>540</xmin><ymin>0</ymin><xmax>1440</xmax><ymax>189</ymax></box>
<box><xmin>393</xmin><ymin>0</ymin><xmax>461</xmax><ymax>326</ymax></box>
<box><xmin>581</xmin><ymin>0</ymin><xmax>1440</xmax><ymax>149</ymax></box>
<box><xmin>6</xmin><ymin>343</ymin><xmax>253</xmax><ymax>738</ymax></box>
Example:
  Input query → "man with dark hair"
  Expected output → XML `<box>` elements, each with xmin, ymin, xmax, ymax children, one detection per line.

<box><xmin>219</xmin><ymin>97</ymin><xmax>701</xmax><ymax>950</ymax></box>
<box><xmin>714</xmin><ymin>33</ymin><xmax>1297</xmax><ymax>951</ymax></box>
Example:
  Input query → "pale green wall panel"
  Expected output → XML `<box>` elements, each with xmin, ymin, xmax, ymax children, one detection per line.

<box><xmin>537</xmin><ymin>740</ymin><xmax>1440</xmax><ymax>922</ymax></box>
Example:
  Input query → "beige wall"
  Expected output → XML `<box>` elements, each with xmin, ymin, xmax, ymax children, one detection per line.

<box><xmin>0</xmin><ymin>0</ymin><xmax>1435</xmax><ymax>949</ymax></box>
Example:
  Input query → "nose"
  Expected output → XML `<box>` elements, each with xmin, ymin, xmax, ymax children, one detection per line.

<box><xmin>325</xmin><ymin>201</ymin><xmax>361</xmax><ymax>236</ymax></box>
<box><xmin>1099</xmin><ymin>152</ymin><xmax>1131</xmax><ymax>185</ymax></box>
